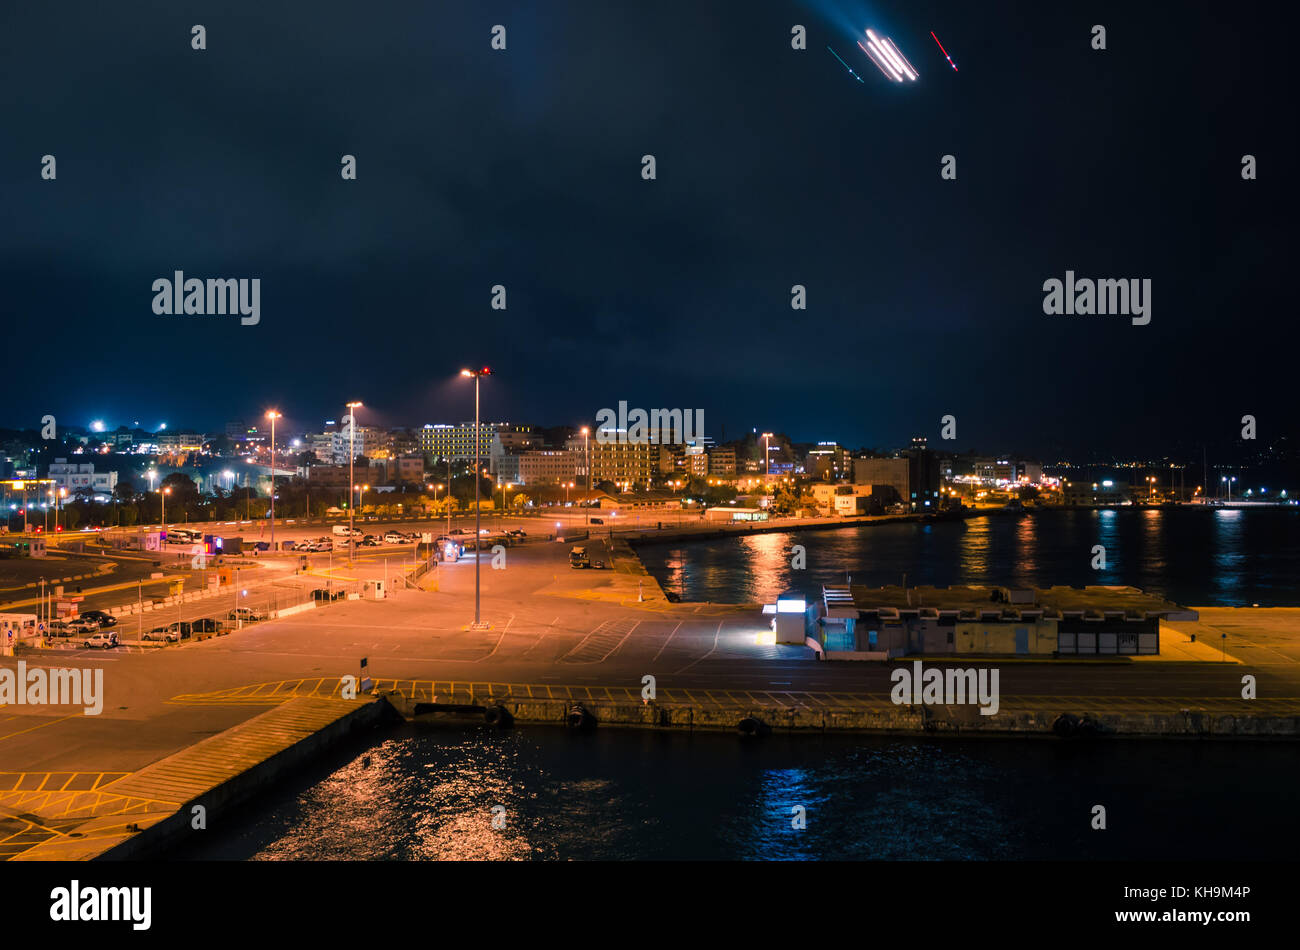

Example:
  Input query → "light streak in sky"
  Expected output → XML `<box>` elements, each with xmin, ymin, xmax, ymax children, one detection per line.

<box><xmin>931</xmin><ymin>31</ymin><xmax>959</xmax><ymax>72</ymax></box>
<box><xmin>827</xmin><ymin>46</ymin><xmax>865</xmax><ymax>83</ymax></box>
<box><xmin>860</xmin><ymin>29</ymin><xmax>919</xmax><ymax>82</ymax></box>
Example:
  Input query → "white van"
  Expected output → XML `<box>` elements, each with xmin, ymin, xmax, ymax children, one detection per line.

<box><xmin>332</xmin><ymin>525</ymin><xmax>362</xmax><ymax>537</ymax></box>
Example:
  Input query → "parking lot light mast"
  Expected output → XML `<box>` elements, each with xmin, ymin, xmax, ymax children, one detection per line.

<box><xmin>266</xmin><ymin>410</ymin><xmax>281</xmax><ymax>554</ymax></box>
<box><xmin>345</xmin><ymin>401</ymin><xmax>363</xmax><ymax>565</ymax></box>
<box><xmin>160</xmin><ymin>486</ymin><xmax>171</xmax><ymax>526</ymax></box>
<box><xmin>461</xmin><ymin>367</ymin><xmax>491</xmax><ymax>629</ymax></box>
<box><xmin>581</xmin><ymin>426</ymin><xmax>590</xmax><ymax>526</ymax></box>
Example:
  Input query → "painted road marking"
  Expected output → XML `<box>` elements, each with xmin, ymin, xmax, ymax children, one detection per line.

<box><xmin>0</xmin><ymin>715</ymin><xmax>79</xmax><ymax>743</ymax></box>
<box><xmin>651</xmin><ymin>621</ymin><xmax>684</xmax><ymax>662</ymax></box>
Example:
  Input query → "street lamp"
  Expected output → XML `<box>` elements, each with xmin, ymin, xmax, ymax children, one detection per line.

<box><xmin>461</xmin><ymin>367</ymin><xmax>492</xmax><ymax>628</ymax></box>
<box><xmin>160</xmin><ymin>486</ymin><xmax>171</xmax><ymax>526</ymax></box>
<box><xmin>345</xmin><ymin>401</ymin><xmax>363</xmax><ymax>564</ymax></box>
<box><xmin>266</xmin><ymin>410</ymin><xmax>281</xmax><ymax>553</ymax></box>
<box><xmin>580</xmin><ymin>425</ymin><xmax>590</xmax><ymax>526</ymax></box>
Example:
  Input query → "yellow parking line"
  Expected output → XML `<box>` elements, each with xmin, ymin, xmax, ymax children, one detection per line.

<box><xmin>0</xmin><ymin>715</ymin><xmax>77</xmax><ymax>744</ymax></box>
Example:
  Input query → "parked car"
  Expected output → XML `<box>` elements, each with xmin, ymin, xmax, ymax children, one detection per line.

<box><xmin>311</xmin><ymin>588</ymin><xmax>343</xmax><ymax>601</ymax></box>
<box><xmin>358</xmin><ymin>536</ymin><xmax>381</xmax><ymax>547</ymax></box>
<box><xmin>191</xmin><ymin>618</ymin><xmax>224</xmax><ymax>635</ymax></box>
<box><xmin>449</xmin><ymin>528</ymin><xmax>466</xmax><ymax>536</ymax></box>
<box><xmin>83</xmin><ymin>631</ymin><xmax>120</xmax><ymax>649</ymax></box>
<box><xmin>46</xmin><ymin>620</ymin><xmax>74</xmax><ymax>638</ymax></box>
<box><xmin>66</xmin><ymin>617</ymin><xmax>100</xmax><ymax>635</ymax></box>
<box><xmin>506</xmin><ymin>529</ymin><xmax>527</xmax><ymax>539</ymax></box>
<box><xmin>383</xmin><ymin>531</ymin><xmax>408</xmax><ymax>544</ymax></box>
<box><xmin>79</xmin><ymin>610</ymin><xmax>117</xmax><ymax>628</ymax></box>
<box><xmin>332</xmin><ymin>525</ymin><xmax>362</xmax><ymax>537</ymax></box>
<box><xmin>227</xmin><ymin>606</ymin><xmax>267</xmax><ymax>623</ymax></box>
<box><xmin>590</xmin><ymin>517</ymin><xmax>604</xmax><ymax>525</ymax></box>
<box><xmin>142</xmin><ymin>626</ymin><xmax>178</xmax><ymax>642</ymax></box>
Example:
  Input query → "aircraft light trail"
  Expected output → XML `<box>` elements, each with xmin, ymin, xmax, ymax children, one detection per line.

<box><xmin>931</xmin><ymin>31</ymin><xmax>959</xmax><ymax>72</ymax></box>
<box><xmin>827</xmin><ymin>45</ymin><xmax>864</xmax><ymax>83</ymax></box>
<box><xmin>860</xmin><ymin>29</ymin><xmax>919</xmax><ymax>83</ymax></box>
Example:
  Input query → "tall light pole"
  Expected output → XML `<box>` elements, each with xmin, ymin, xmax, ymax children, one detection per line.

<box><xmin>581</xmin><ymin>425</ymin><xmax>590</xmax><ymax>527</ymax></box>
<box><xmin>461</xmin><ymin>367</ymin><xmax>491</xmax><ymax>629</ymax></box>
<box><xmin>266</xmin><ymin>410</ymin><xmax>281</xmax><ymax>553</ymax></box>
<box><xmin>762</xmin><ymin>432</ymin><xmax>774</xmax><ymax>479</ymax></box>
<box><xmin>345</xmin><ymin>401</ymin><xmax>363</xmax><ymax>565</ymax></box>
<box><xmin>160</xmin><ymin>486</ymin><xmax>171</xmax><ymax>526</ymax></box>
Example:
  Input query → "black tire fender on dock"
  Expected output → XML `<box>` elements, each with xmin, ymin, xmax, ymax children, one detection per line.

<box><xmin>484</xmin><ymin>704</ymin><xmax>513</xmax><ymax>729</ymax></box>
<box><xmin>567</xmin><ymin>704</ymin><xmax>595</xmax><ymax>731</ymax></box>
<box><xmin>1052</xmin><ymin>713</ymin><xmax>1080</xmax><ymax>738</ymax></box>
<box><xmin>737</xmin><ymin>716</ymin><xmax>767</xmax><ymax>737</ymax></box>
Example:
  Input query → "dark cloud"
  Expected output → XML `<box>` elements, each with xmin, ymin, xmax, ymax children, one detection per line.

<box><xmin>1</xmin><ymin>0</ymin><xmax>1292</xmax><ymax>456</ymax></box>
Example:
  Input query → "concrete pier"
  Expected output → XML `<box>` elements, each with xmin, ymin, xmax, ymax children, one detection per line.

<box><xmin>4</xmin><ymin>696</ymin><xmax>392</xmax><ymax>861</ymax></box>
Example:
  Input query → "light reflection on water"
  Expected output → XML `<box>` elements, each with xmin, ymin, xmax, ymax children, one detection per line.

<box><xmin>638</xmin><ymin>508</ymin><xmax>1299</xmax><ymax>606</ymax></box>
<box><xmin>180</xmin><ymin>724</ymin><xmax>1299</xmax><ymax>862</ymax></box>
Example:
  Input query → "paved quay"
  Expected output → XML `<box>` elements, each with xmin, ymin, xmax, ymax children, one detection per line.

<box><xmin>2</xmin><ymin>523</ymin><xmax>1298</xmax><ymax>859</ymax></box>
<box><xmin>3</xmin><ymin>696</ymin><xmax>384</xmax><ymax>860</ymax></box>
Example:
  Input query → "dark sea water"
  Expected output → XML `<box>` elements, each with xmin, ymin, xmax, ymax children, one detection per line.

<box><xmin>173</xmin><ymin>724</ymin><xmax>1298</xmax><ymax>861</ymax></box>
<box><xmin>635</xmin><ymin>507</ymin><xmax>1300</xmax><ymax>606</ymax></box>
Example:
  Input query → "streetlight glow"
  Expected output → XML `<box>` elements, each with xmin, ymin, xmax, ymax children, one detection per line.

<box><xmin>460</xmin><ymin>368</ymin><xmax>492</xmax><ymax>629</ymax></box>
<box><xmin>266</xmin><ymin>410</ymin><xmax>281</xmax><ymax>552</ymax></box>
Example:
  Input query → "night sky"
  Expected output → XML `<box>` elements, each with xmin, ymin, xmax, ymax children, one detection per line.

<box><xmin>2</xmin><ymin>1</ymin><xmax>1293</xmax><ymax>458</ymax></box>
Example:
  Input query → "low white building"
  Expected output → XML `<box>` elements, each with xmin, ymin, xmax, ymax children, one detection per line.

<box><xmin>47</xmin><ymin>459</ymin><xmax>118</xmax><ymax>499</ymax></box>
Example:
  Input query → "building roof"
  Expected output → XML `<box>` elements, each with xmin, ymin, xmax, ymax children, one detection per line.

<box><xmin>826</xmin><ymin>584</ymin><xmax>1197</xmax><ymax>622</ymax></box>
